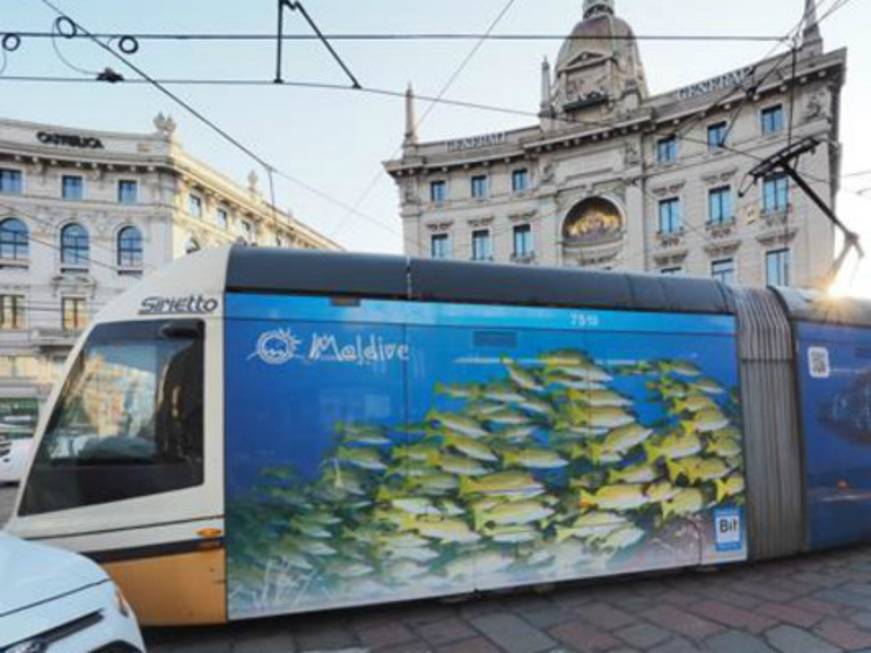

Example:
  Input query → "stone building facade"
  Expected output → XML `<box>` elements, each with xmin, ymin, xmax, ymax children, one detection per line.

<box><xmin>0</xmin><ymin>114</ymin><xmax>339</xmax><ymax>424</ymax></box>
<box><xmin>385</xmin><ymin>0</ymin><xmax>845</xmax><ymax>291</ymax></box>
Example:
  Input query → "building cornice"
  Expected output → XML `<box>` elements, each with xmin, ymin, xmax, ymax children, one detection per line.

<box><xmin>0</xmin><ymin>116</ymin><xmax>341</xmax><ymax>251</ymax></box>
<box><xmin>649</xmin><ymin>49</ymin><xmax>846</xmax><ymax>130</ymax></box>
<box><xmin>384</xmin><ymin>47</ymin><xmax>846</xmax><ymax>178</ymax></box>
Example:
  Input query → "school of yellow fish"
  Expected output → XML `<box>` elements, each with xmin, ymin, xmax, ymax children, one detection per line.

<box><xmin>229</xmin><ymin>348</ymin><xmax>745</xmax><ymax>608</ymax></box>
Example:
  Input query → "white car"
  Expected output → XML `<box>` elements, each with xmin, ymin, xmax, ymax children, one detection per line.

<box><xmin>0</xmin><ymin>532</ymin><xmax>145</xmax><ymax>653</ymax></box>
<box><xmin>0</xmin><ymin>437</ymin><xmax>33</xmax><ymax>484</ymax></box>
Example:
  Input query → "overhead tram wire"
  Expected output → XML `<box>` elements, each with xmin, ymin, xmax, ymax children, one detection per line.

<box><xmin>4</xmin><ymin>76</ymin><xmax>865</xmax><ymax>259</ymax></box>
<box><xmin>0</xmin><ymin>8</ymin><xmax>849</xmax><ymax>280</ymax></box>
<box><xmin>322</xmin><ymin>0</ymin><xmax>839</xmax><ymax>244</ymax></box>
<box><xmin>4</xmin><ymin>31</ymin><xmax>788</xmax><ymax>44</ymax></box>
<box><xmin>35</xmin><ymin>1</ymin><xmax>272</xmax><ymax>172</ymax></box>
<box><xmin>20</xmin><ymin>0</ymin><xmax>855</xmax><ymax>206</ymax></box>
<box><xmin>444</xmin><ymin>0</ymin><xmax>853</xmax><ymax>263</ymax></box>
<box><xmin>49</xmin><ymin>16</ymin><xmax>101</xmax><ymax>76</ymax></box>
<box><xmin>440</xmin><ymin>23</ymin><xmax>818</xmax><ymax>266</ymax></box>
<box><xmin>843</xmin><ymin>169</ymin><xmax>871</xmax><ymax>179</ymax></box>
<box><xmin>324</xmin><ymin>0</ymin><xmax>822</xmax><ymax>243</ymax></box>
<box><xmin>3</xmin><ymin>74</ymin><xmax>867</xmax><ymax>203</ymax></box>
<box><xmin>655</xmin><ymin>0</ymin><xmax>832</xmax><ymax>158</ymax></box>
<box><xmin>326</xmin><ymin>0</ymin><xmax>518</xmax><ymax>241</ymax></box>
<box><xmin>1</xmin><ymin>227</ymin><xmax>134</xmax><ymax>276</ymax></box>
<box><xmin>17</xmin><ymin>0</ymin><xmax>808</xmax><ymax>253</ymax></box>
<box><xmin>35</xmin><ymin>0</ymin><xmax>354</xmax><ymax>247</ymax></box>
<box><xmin>20</xmin><ymin>0</ymin><xmax>863</xmax><ymax>258</ymax></box>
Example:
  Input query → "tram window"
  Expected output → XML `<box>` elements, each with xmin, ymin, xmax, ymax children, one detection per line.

<box><xmin>19</xmin><ymin>320</ymin><xmax>204</xmax><ymax>515</ymax></box>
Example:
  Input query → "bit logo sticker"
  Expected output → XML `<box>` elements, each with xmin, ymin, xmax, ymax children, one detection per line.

<box><xmin>713</xmin><ymin>507</ymin><xmax>743</xmax><ymax>552</ymax></box>
<box><xmin>808</xmin><ymin>346</ymin><xmax>831</xmax><ymax>379</ymax></box>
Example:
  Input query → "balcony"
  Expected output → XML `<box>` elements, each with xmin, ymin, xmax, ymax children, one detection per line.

<box><xmin>756</xmin><ymin>205</ymin><xmax>798</xmax><ymax>247</ymax></box>
<box><xmin>655</xmin><ymin>228</ymin><xmax>686</xmax><ymax>250</ymax></box>
<box><xmin>653</xmin><ymin>228</ymin><xmax>688</xmax><ymax>268</ymax></box>
<box><xmin>704</xmin><ymin>219</ymin><xmax>742</xmax><ymax>258</ymax></box>
<box><xmin>706</xmin><ymin>218</ymin><xmax>737</xmax><ymax>239</ymax></box>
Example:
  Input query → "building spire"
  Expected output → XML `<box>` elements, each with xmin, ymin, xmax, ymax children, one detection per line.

<box><xmin>403</xmin><ymin>83</ymin><xmax>418</xmax><ymax>149</ymax></box>
<box><xmin>540</xmin><ymin>56</ymin><xmax>553</xmax><ymax>115</ymax></box>
<box><xmin>583</xmin><ymin>0</ymin><xmax>615</xmax><ymax>19</ymax></box>
<box><xmin>801</xmin><ymin>0</ymin><xmax>823</xmax><ymax>54</ymax></box>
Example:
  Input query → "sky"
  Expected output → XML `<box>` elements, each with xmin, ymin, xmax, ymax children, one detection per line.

<box><xmin>3</xmin><ymin>0</ymin><xmax>870</xmax><ymax>296</ymax></box>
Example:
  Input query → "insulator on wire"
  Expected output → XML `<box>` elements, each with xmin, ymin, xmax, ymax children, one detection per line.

<box><xmin>118</xmin><ymin>35</ymin><xmax>139</xmax><ymax>54</ymax></box>
<box><xmin>1</xmin><ymin>33</ymin><xmax>21</xmax><ymax>52</ymax></box>
<box><xmin>55</xmin><ymin>16</ymin><xmax>78</xmax><ymax>39</ymax></box>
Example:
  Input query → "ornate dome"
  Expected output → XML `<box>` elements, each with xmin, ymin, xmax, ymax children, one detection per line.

<box><xmin>549</xmin><ymin>0</ymin><xmax>647</xmax><ymax>113</ymax></box>
<box><xmin>556</xmin><ymin>2</ymin><xmax>636</xmax><ymax>74</ymax></box>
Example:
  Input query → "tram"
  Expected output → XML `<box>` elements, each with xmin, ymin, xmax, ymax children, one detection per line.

<box><xmin>6</xmin><ymin>246</ymin><xmax>871</xmax><ymax>626</ymax></box>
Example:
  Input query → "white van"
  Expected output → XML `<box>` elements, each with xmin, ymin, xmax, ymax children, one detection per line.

<box><xmin>0</xmin><ymin>435</ymin><xmax>33</xmax><ymax>484</ymax></box>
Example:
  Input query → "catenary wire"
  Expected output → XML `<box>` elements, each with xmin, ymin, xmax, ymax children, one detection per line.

<box><xmin>34</xmin><ymin>0</ymin><xmax>400</xmax><ymax>247</ymax></box>
<box><xmin>0</xmin><ymin>1</ymin><xmax>857</xmax><ymax>314</ymax></box>
<box><xmin>2</xmin><ymin>31</ymin><xmax>790</xmax><ymax>43</ymax></box>
<box><xmin>3</xmin><ymin>64</ymin><xmax>865</xmax><ymax>263</ymax></box>
<box><xmin>4</xmin><ymin>72</ymin><xmax>864</xmax><ymax>262</ymax></box>
<box><xmin>36</xmin><ymin>0</ymin><xmax>310</xmax><ymax>241</ymax></box>
<box><xmin>8</xmin><ymin>0</ymin><xmax>865</xmax><ymax>202</ymax></box>
<box><xmin>3</xmin><ymin>73</ymin><xmax>862</xmax><ymax>196</ymax></box>
<box><xmin>49</xmin><ymin>17</ymin><xmax>100</xmax><ymax>76</ymax></box>
<box><xmin>652</xmin><ymin>0</ymin><xmax>832</xmax><ymax>158</ymax></box>
<box><xmin>435</xmin><ymin>0</ymin><xmax>853</xmax><ymax>264</ymax></box>
<box><xmin>22</xmin><ymin>0</ymin><xmax>863</xmax><ymax>263</ymax></box>
<box><xmin>327</xmin><ymin>0</ymin><xmax>518</xmax><ymax>240</ymax></box>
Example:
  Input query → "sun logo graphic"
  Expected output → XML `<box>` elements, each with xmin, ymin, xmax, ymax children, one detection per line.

<box><xmin>251</xmin><ymin>329</ymin><xmax>302</xmax><ymax>365</ymax></box>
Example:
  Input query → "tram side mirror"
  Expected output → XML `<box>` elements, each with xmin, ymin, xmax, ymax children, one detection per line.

<box><xmin>159</xmin><ymin>320</ymin><xmax>204</xmax><ymax>340</ymax></box>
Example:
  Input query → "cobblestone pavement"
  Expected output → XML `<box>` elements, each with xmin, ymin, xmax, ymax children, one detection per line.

<box><xmin>146</xmin><ymin>545</ymin><xmax>871</xmax><ymax>653</ymax></box>
<box><xmin>0</xmin><ymin>484</ymin><xmax>18</xmax><ymax>526</ymax></box>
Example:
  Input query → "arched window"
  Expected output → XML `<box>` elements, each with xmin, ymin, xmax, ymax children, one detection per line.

<box><xmin>60</xmin><ymin>223</ymin><xmax>89</xmax><ymax>267</ymax></box>
<box><xmin>185</xmin><ymin>237</ymin><xmax>200</xmax><ymax>255</ymax></box>
<box><xmin>117</xmin><ymin>226</ymin><xmax>143</xmax><ymax>267</ymax></box>
<box><xmin>0</xmin><ymin>218</ymin><xmax>29</xmax><ymax>260</ymax></box>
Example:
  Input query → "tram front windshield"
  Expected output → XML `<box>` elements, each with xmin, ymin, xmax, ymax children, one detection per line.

<box><xmin>20</xmin><ymin>320</ymin><xmax>204</xmax><ymax>516</ymax></box>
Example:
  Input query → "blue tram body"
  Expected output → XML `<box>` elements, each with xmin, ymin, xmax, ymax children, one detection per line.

<box><xmin>14</xmin><ymin>246</ymin><xmax>871</xmax><ymax>626</ymax></box>
<box><xmin>213</xmin><ymin>249</ymin><xmax>871</xmax><ymax>620</ymax></box>
<box><xmin>224</xmin><ymin>294</ymin><xmax>747</xmax><ymax>618</ymax></box>
<box><xmin>795</xmin><ymin>322</ymin><xmax>871</xmax><ymax>550</ymax></box>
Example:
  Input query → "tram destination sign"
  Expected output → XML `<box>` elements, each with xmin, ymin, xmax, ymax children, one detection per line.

<box><xmin>36</xmin><ymin>131</ymin><xmax>105</xmax><ymax>149</ymax></box>
<box><xmin>139</xmin><ymin>294</ymin><xmax>219</xmax><ymax>316</ymax></box>
<box><xmin>677</xmin><ymin>66</ymin><xmax>754</xmax><ymax>101</ymax></box>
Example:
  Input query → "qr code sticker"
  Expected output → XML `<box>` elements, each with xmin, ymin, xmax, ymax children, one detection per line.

<box><xmin>808</xmin><ymin>346</ymin><xmax>831</xmax><ymax>379</ymax></box>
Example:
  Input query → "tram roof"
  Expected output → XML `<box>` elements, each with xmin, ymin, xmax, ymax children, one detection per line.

<box><xmin>773</xmin><ymin>286</ymin><xmax>871</xmax><ymax>328</ymax></box>
<box><xmin>225</xmin><ymin>246</ymin><xmax>736</xmax><ymax>315</ymax></box>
